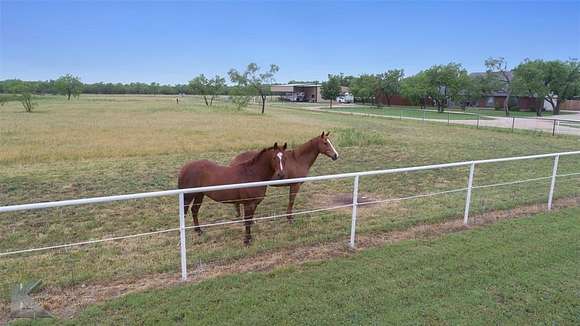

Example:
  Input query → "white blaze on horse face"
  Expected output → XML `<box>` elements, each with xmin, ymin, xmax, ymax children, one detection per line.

<box><xmin>276</xmin><ymin>152</ymin><xmax>284</xmax><ymax>172</ymax></box>
<box><xmin>328</xmin><ymin>139</ymin><xmax>339</xmax><ymax>158</ymax></box>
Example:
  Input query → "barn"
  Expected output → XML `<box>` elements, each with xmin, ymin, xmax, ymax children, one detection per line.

<box><xmin>271</xmin><ymin>84</ymin><xmax>322</xmax><ymax>102</ymax></box>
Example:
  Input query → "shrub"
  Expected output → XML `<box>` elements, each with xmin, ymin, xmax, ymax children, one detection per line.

<box><xmin>0</xmin><ymin>93</ymin><xmax>35</xmax><ymax>112</ymax></box>
<box><xmin>228</xmin><ymin>86</ymin><xmax>251</xmax><ymax>110</ymax></box>
<box><xmin>20</xmin><ymin>93</ymin><xmax>36</xmax><ymax>112</ymax></box>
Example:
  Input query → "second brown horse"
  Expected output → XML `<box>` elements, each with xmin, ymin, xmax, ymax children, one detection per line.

<box><xmin>178</xmin><ymin>143</ymin><xmax>287</xmax><ymax>245</ymax></box>
<box><xmin>230</xmin><ymin>132</ymin><xmax>339</xmax><ymax>222</ymax></box>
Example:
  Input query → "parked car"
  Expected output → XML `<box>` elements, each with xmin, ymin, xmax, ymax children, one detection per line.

<box><xmin>336</xmin><ymin>92</ymin><xmax>354</xmax><ymax>104</ymax></box>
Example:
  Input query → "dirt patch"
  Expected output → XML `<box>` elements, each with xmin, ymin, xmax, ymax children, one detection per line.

<box><xmin>2</xmin><ymin>196</ymin><xmax>579</xmax><ymax>322</ymax></box>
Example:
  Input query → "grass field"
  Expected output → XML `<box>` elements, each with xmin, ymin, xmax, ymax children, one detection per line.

<box><xmin>316</xmin><ymin>105</ymin><xmax>571</xmax><ymax>120</ymax></box>
<box><xmin>461</xmin><ymin>107</ymin><xmax>563</xmax><ymax>118</ymax></box>
<box><xmin>1</xmin><ymin>95</ymin><xmax>579</xmax><ymax>320</ymax></box>
<box><xmin>15</xmin><ymin>206</ymin><xmax>580</xmax><ymax>325</ymax></box>
<box><xmin>319</xmin><ymin>105</ymin><xmax>484</xmax><ymax>120</ymax></box>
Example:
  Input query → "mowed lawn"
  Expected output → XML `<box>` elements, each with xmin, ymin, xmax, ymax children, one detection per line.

<box><xmin>18</xmin><ymin>207</ymin><xmax>580</xmax><ymax>325</ymax></box>
<box><xmin>316</xmin><ymin>105</ymin><xmax>571</xmax><ymax>120</ymax></box>
<box><xmin>318</xmin><ymin>105</ymin><xmax>483</xmax><ymax>120</ymax></box>
<box><xmin>1</xmin><ymin>95</ymin><xmax>580</xmax><ymax>316</ymax></box>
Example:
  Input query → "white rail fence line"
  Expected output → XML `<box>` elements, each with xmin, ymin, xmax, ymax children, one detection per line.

<box><xmin>288</xmin><ymin>104</ymin><xmax>580</xmax><ymax>136</ymax></box>
<box><xmin>1</xmin><ymin>151</ymin><xmax>579</xmax><ymax>281</ymax></box>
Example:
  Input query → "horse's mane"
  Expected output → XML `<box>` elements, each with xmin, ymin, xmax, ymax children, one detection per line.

<box><xmin>237</xmin><ymin>145</ymin><xmax>277</xmax><ymax>166</ymax></box>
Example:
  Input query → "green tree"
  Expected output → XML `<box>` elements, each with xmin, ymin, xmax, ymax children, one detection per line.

<box><xmin>456</xmin><ymin>75</ymin><xmax>489</xmax><ymax>110</ymax></box>
<box><xmin>485</xmin><ymin>57</ymin><xmax>513</xmax><ymax>116</ymax></box>
<box><xmin>376</xmin><ymin>69</ymin><xmax>404</xmax><ymax>106</ymax></box>
<box><xmin>228</xmin><ymin>63</ymin><xmax>279</xmax><ymax>114</ymax></box>
<box><xmin>337</xmin><ymin>73</ymin><xmax>355</xmax><ymax>87</ymax></box>
<box><xmin>150</xmin><ymin>82</ymin><xmax>160</xmax><ymax>96</ymax></box>
<box><xmin>513</xmin><ymin>59</ymin><xmax>580</xmax><ymax>115</ymax></box>
<box><xmin>350</xmin><ymin>74</ymin><xmax>377</xmax><ymax>104</ymax></box>
<box><xmin>400</xmin><ymin>73</ymin><xmax>430</xmax><ymax>109</ymax></box>
<box><xmin>423</xmin><ymin>63</ymin><xmax>470</xmax><ymax>112</ymax></box>
<box><xmin>321</xmin><ymin>74</ymin><xmax>342</xmax><ymax>109</ymax></box>
<box><xmin>55</xmin><ymin>74</ymin><xmax>83</xmax><ymax>100</ymax></box>
<box><xmin>518</xmin><ymin>60</ymin><xmax>580</xmax><ymax>114</ymax></box>
<box><xmin>188</xmin><ymin>74</ymin><xmax>226</xmax><ymax>107</ymax></box>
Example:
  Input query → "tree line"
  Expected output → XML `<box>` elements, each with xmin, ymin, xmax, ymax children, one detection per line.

<box><xmin>321</xmin><ymin>58</ymin><xmax>580</xmax><ymax>116</ymax></box>
<box><xmin>1</xmin><ymin>78</ymin><xmax>203</xmax><ymax>96</ymax></box>
<box><xmin>2</xmin><ymin>58</ymin><xmax>579</xmax><ymax>115</ymax></box>
<box><xmin>0</xmin><ymin>63</ymin><xmax>279</xmax><ymax>114</ymax></box>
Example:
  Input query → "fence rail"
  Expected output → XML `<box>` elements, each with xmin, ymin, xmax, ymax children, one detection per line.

<box><xmin>1</xmin><ymin>150</ymin><xmax>579</xmax><ymax>281</ymax></box>
<box><xmin>289</xmin><ymin>104</ymin><xmax>580</xmax><ymax>136</ymax></box>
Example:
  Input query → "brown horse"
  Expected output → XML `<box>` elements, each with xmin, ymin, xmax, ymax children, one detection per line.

<box><xmin>178</xmin><ymin>143</ymin><xmax>287</xmax><ymax>245</ymax></box>
<box><xmin>230</xmin><ymin>132</ymin><xmax>339</xmax><ymax>222</ymax></box>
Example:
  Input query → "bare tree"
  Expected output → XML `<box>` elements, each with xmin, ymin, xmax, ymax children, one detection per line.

<box><xmin>228</xmin><ymin>63</ymin><xmax>279</xmax><ymax>114</ymax></box>
<box><xmin>485</xmin><ymin>57</ymin><xmax>512</xmax><ymax>116</ymax></box>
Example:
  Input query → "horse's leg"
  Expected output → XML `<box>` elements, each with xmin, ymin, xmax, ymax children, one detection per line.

<box><xmin>190</xmin><ymin>193</ymin><xmax>204</xmax><ymax>236</ymax></box>
<box><xmin>242</xmin><ymin>201</ymin><xmax>257</xmax><ymax>245</ymax></box>
<box><xmin>287</xmin><ymin>183</ymin><xmax>302</xmax><ymax>223</ymax></box>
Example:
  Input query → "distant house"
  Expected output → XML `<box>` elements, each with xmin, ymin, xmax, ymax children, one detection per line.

<box><xmin>271</xmin><ymin>84</ymin><xmax>322</xmax><ymax>102</ymax></box>
<box><xmin>470</xmin><ymin>72</ymin><xmax>542</xmax><ymax>111</ymax></box>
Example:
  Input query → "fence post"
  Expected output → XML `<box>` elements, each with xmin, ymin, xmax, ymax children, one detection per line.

<box><xmin>400</xmin><ymin>109</ymin><xmax>402</xmax><ymax>120</ymax></box>
<box><xmin>349</xmin><ymin>175</ymin><xmax>360</xmax><ymax>249</ymax></box>
<box><xmin>463</xmin><ymin>163</ymin><xmax>476</xmax><ymax>225</ymax></box>
<box><xmin>476</xmin><ymin>114</ymin><xmax>480</xmax><ymax>129</ymax></box>
<box><xmin>423</xmin><ymin>109</ymin><xmax>426</xmax><ymax>122</ymax></box>
<box><xmin>512</xmin><ymin>117</ymin><xmax>515</xmax><ymax>132</ymax></box>
<box><xmin>552</xmin><ymin>119</ymin><xmax>557</xmax><ymax>136</ymax></box>
<box><xmin>548</xmin><ymin>155</ymin><xmax>560</xmax><ymax>210</ymax></box>
<box><xmin>178</xmin><ymin>193</ymin><xmax>188</xmax><ymax>281</ymax></box>
<box><xmin>447</xmin><ymin>112</ymin><xmax>450</xmax><ymax>125</ymax></box>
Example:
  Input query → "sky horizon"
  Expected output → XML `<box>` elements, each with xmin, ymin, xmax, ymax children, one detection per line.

<box><xmin>1</xmin><ymin>0</ymin><xmax>579</xmax><ymax>85</ymax></box>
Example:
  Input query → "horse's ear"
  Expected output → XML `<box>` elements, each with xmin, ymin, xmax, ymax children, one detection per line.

<box><xmin>321</xmin><ymin>131</ymin><xmax>325</xmax><ymax>138</ymax></box>
<box><xmin>273</xmin><ymin>142</ymin><xmax>278</xmax><ymax>148</ymax></box>
<box><xmin>325</xmin><ymin>131</ymin><xmax>330</xmax><ymax>136</ymax></box>
<box><xmin>283</xmin><ymin>142</ymin><xmax>287</xmax><ymax>150</ymax></box>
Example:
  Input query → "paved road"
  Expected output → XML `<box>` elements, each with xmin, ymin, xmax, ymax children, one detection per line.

<box><xmin>453</xmin><ymin>112</ymin><xmax>580</xmax><ymax>136</ymax></box>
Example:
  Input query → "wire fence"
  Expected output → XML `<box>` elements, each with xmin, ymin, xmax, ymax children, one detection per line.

<box><xmin>1</xmin><ymin>150</ymin><xmax>579</xmax><ymax>320</ymax></box>
<box><xmin>279</xmin><ymin>103</ymin><xmax>580</xmax><ymax>136</ymax></box>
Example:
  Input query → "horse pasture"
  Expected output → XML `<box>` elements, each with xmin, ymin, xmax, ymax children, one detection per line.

<box><xmin>1</xmin><ymin>95</ymin><xmax>579</xmax><ymax>321</ymax></box>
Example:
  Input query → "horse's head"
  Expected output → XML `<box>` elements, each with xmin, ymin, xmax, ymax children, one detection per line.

<box><xmin>270</xmin><ymin>142</ymin><xmax>287</xmax><ymax>180</ymax></box>
<box><xmin>315</xmin><ymin>131</ymin><xmax>339</xmax><ymax>161</ymax></box>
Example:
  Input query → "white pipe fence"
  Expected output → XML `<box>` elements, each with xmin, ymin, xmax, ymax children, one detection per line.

<box><xmin>288</xmin><ymin>104</ymin><xmax>580</xmax><ymax>136</ymax></box>
<box><xmin>1</xmin><ymin>150</ymin><xmax>579</xmax><ymax>281</ymax></box>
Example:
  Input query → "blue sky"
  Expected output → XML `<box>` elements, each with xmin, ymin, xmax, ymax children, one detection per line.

<box><xmin>1</xmin><ymin>1</ymin><xmax>579</xmax><ymax>84</ymax></box>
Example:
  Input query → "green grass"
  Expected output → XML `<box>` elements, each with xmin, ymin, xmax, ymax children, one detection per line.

<box><xmin>462</xmin><ymin>107</ymin><xmax>569</xmax><ymax>118</ymax></box>
<box><xmin>315</xmin><ymin>105</ymin><xmax>574</xmax><ymax>120</ymax></box>
<box><xmin>20</xmin><ymin>206</ymin><xmax>580</xmax><ymax>325</ymax></box>
<box><xmin>319</xmin><ymin>105</ymin><xmax>485</xmax><ymax>120</ymax></box>
<box><xmin>1</xmin><ymin>95</ymin><xmax>579</xmax><ymax>311</ymax></box>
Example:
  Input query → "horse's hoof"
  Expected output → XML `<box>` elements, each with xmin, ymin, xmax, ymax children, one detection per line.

<box><xmin>287</xmin><ymin>217</ymin><xmax>294</xmax><ymax>224</ymax></box>
<box><xmin>195</xmin><ymin>228</ymin><xmax>204</xmax><ymax>236</ymax></box>
<box><xmin>243</xmin><ymin>238</ymin><xmax>252</xmax><ymax>246</ymax></box>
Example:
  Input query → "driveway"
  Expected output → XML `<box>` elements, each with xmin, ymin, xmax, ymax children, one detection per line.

<box><xmin>457</xmin><ymin>112</ymin><xmax>580</xmax><ymax>136</ymax></box>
